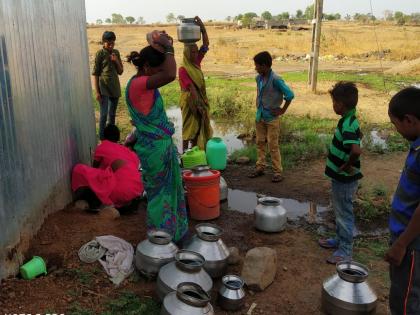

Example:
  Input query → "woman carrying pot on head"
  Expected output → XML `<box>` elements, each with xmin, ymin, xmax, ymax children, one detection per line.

<box><xmin>125</xmin><ymin>32</ymin><xmax>188</xmax><ymax>243</ymax></box>
<box><xmin>179</xmin><ymin>16</ymin><xmax>213</xmax><ymax>152</ymax></box>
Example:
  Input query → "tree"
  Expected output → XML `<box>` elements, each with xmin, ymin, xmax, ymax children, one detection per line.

<box><xmin>226</xmin><ymin>16</ymin><xmax>232</xmax><ymax>22</ymax></box>
<box><xmin>166</xmin><ymin>13</ymin><xmax>176</xmax><ymax>23</ymax></box>
<box><xmin>241</xmin><ymin>12</ymin><xmax>258</xmax><ymax>27</ymax></box>
<box><xmin>136</xmin><ymin>16</ymin><xmax>145</xmax><ymax>24</ymax></box>
<box><xmin>111</xmin><ymin>13</ymin><xmax>125</xmax><ymax>24</ymax></box>
<box><xmin>296</xmin><ymin>9</ymin><xmax>303</xmax><ymax>19</ymax></box>
<box><xmin>334</xmin><ymin>13</ymin><xmax>341</xmax><ymax>20</ymax></box>
<box><xmin>125</xmin><ymin>16</ymin><xmax>135</xmax><ymax>24</ymax></box>
<box><xmin>96</xmin><ymin>19</ymin><xmax>103</xmax><ymax>25</ymax></box>
<box><xmin>384</xmin><ymin>10</ymin><xmax>394</xmax><ymax>21</ymax></box>
<box><xmin>261</xmin><ymin>11</ymin><xmax>272</xmax><ymax>21</ymax></box>
<box><xmin>105</xmin><ymin>18</ymin><xmax>111</xmax><ymax>24</ymax></box>
<box><xmin>177</xmin><ymin>15</ymin><xmax>185</xmax><ymax>22</ymax></box>
<box><xmin>344</xmin><ymin>14</ymin><xmax>351</xmax><ymax>21</ymax></box>
<box><xmin>304</xmin><ymin>4</ymin><xmax>315</xmax><ymax>19</ymax></box>
<box><xmin>394</xmin><ymin>11</ymin><xmax>406</xmax><ymax>25</ymax></box>
<box><xmin>234</xmin><ymin>14</ymin><xmax>243</xmax><ymax>22</ymax></box>
<box><xmin>279</xmin><ymin>12</ymin><xmax>290</xmax><ymax>20</ymax></box>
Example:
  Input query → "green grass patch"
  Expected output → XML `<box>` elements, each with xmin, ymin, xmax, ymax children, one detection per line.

<box><xmin>67</xmin><ymin>303</ymin><xmax>94</xmax><ymax>315</ymax></box>
<box><xmin>102</xmin><ymin>291</ymin><xmax>160</xmax><ymax>315</ymax></box>
<box><xmin>354</xmin><ymin>184</ymin><xmax>392</xmax><ymax>223</ymax></box>
<box><xmin>65</xmin><ymin>268</ymin><xmax>94</xmax><ymax>286</ymax></box>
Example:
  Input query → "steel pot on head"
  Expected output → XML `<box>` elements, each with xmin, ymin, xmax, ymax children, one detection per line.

<box><xmin>157</xmin><ymin>250</ymin><xmax>213</xmax><ymax>301</ymax></box>
<box><xmin>218</xmin><ymin>275</ymin><xmax>245</xmax><ymax>311</ymax></box>
<box><xmin>185</xmin><ymin>223</ymin><xmax>230</xmax><ymax>278</ymax></box>
<box><xmin>322</xmin><ymin>261</ymin><xmax>377</xmax><ymax>315</ymax></box>
<box><xmin>177</xmin><ymin>18</ymin><xmax>201</xmax><ymax>43</ymax></box>
<box><xmin>135</xmin><ymin>229</ymin><xmax>178</xmax><ymax>278</ymax></box>
<box><xmin>161</xmin><ymin>282</ymin><xmax>214</xmax><ymax>315</ymax></box>
<box><xmin>254</xmin><ymin>197</ymin><xmax>287</xmax><ymax>232</ymax></box>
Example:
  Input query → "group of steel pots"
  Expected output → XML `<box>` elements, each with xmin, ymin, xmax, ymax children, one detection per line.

<box><xmin>135</xmin><ymin>223</ymin><xmax>245</xmax><ymax>314</ymax></box>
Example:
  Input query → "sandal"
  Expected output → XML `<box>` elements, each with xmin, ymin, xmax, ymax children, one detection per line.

<box><xmin>318</xmin><ymin>238</ymin><xmax>338</xmax><ymax>249</ymax></box>
<box><xmin>248</xmin><ymin>169</ymin><xmax>265</xmax><ymax>178</ymax></box>
<box><xmin>326</xmin><ymin>250</ymin><xmax>351</xmax><ymax>265</ymax></box>
<box><xmin>271</xmin><ymin>174</ymin><xmax>284</xmax><ymax>182</ymax></box>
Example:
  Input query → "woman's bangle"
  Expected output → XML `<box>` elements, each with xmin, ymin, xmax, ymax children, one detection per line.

<box><xmin>163</xmin><ymin>45</ymin><xmax>174</xmax><ymax>55</ymax></box>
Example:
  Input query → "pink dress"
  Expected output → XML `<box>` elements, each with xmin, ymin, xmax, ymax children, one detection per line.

<box><xmin>71</xmin><ymin>140</ymin><xmax>144</xmax><ymax>207</ymax></box>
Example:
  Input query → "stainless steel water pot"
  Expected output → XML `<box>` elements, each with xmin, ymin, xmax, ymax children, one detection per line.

<box><xmin>218</xmin><ymin>275</ymin><xmax>246</xmax><ymax>311</ymax></box>
<box><xmin>161</xmin><ymin>282</ymin><xmax>214</xmax><ymax>315</ymax></box>
<box><xmin>322</xmin><ymin>261</ymin><xmax>378</xmax><ymax>315</ymax></box>
<box><xmin>135</xmin><ymin>229</ymin><xmax>178</xmax><ymax>278</ymax></box>
<box><xmin>185</xmin><ymin>223</ymin><xmax>230</xmax><ymax>278</ymax></box>
<box><xmin>157</xmin><ymin>250</ymin><xmax>213</xmax><ymax>301</ymax></box>
<box><xmin>177</xmin><ymin>18</ymin><xmax>201</xmax><ymax>43</ymax></box>
<box><xmin>190</xmin><ymin>165</ymin><xmax>213</xmax><ymax>177</ymax></box>
<box><xmin>220</xmin><ymin>176</ymin><xmax>228</xmax><ymax>201</ymax></box>
<box><xmin>254</xmin><ymin>197</ymin><xmax>287</xmax><ymax>232</ymax></box>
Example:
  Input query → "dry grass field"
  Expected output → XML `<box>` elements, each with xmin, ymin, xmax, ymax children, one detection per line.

<box><xmin>87</xmin><ymin>21</ymin><xmax>420</xmax><ymax>79</ymax></box>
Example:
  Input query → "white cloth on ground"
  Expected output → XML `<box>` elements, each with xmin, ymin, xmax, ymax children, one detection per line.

<box><xmin>95</xmin><ymin>235</ymin><xmax>134</xmax><ymax>285</ymax></box>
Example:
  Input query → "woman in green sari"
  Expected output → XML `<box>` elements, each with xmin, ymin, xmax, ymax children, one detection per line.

<box><xmin>126</xmin><ymin>33</ymin><xmax>188</xmax><ymax>242</ymax></box>
<box><xmin>178</xmin><ymin>16</ymin><xmax>213</xmax><ymax>152</ymax></box>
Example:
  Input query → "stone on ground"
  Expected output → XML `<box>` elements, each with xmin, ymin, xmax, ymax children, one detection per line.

<box><xmin>99</xmin><ymin>206</ymin><xmax>120</xmax><ymax>220</ymax></box>
<box><xmin>241</xmin><ymin>247</ymin><xmax>277</xmax><ymax>291</ymax></box>
<box><xmin>74</xmin><ymin>200</ymin><xmax>89</xmax><ymax>211</ymax></box>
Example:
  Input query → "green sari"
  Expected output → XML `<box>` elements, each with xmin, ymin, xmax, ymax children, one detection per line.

<box><xmin>126</xmin><ymin>76</ymin><xmax>188</xmax><ymax>242</ymax></box>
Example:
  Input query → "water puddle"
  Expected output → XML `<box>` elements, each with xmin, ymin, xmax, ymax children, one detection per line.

<box><xmin>226</xmin><ymin>189</ymin><xmax>328</xmax><ymax>221</ymax></box>
<box><xmin>166</xmin><ymin>106</ymin><xmax>247</xmax><ymax>153</ymax></box>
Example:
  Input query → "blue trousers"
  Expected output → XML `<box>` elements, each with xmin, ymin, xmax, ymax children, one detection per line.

<box><xmin>331</xmin><ymin>179</ymin><xmax>358</xmax><ymax>257</ymax></box>
<box><xmin>99</xmin><ymin>96</ymin><xmax>119</xmax><ymax>140</ymax></box>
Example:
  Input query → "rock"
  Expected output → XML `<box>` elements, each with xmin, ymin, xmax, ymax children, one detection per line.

<box><xmin>99</xmin><ymin>206</ymin><xmax>120</xmax><ymax>220</ymax></box>
<box><xmin>283</xmin><ymin>266</ymin><xmax>288</xmax><ymax>271</ymax></box>
<box><xmin>227</xmin><ymin>247</ymin><xmax>241</xmax><ymax>265</ymax></box>
<box><xmin>74</xmin><ymin>200</ymin><xmax>89</xmax><ymax>211</ymax></box>
<box><xmin>241</xmin><ymin>247</ymin><xmax>277</xmax><ymax>291</ymax></box>
<box><xmin>236</xmin><ymin>156</ymin><xmax>250</xmax><ymax>165</ymax></box>
<box><xmin>8</xmin><ymin>291</ymin><xmax>16</xmax><ymax>298</ymax></box>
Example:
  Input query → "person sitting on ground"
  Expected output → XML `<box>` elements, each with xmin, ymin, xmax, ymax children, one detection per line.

<box><xmin>248</xmin><ymin>51</ymin><xmax>294</xmax><ymax>182</ymax></box>
<box><xmin>72</xmin><ymin>124</ymin><xmax>143</xmax><ymax>210</ymax></box>
<box><xmin>385</xmin><ymin>87</ymin><xmax>420</xmax><ymax>315</ymax></box>
<box><xmin>318</xmin><ymin>81</ymin><xmax>363</xmax><ymax>264</ymax></box>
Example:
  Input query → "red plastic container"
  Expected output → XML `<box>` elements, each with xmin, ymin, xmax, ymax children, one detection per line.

<box><xmin>183</xmin><ymin>170</ymin><xmax>220</xmax><ymax>220</ymax></box>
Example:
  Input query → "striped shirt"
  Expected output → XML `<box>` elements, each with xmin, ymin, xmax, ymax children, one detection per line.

<box><xmin>325</xmin><ymin>108</ymin><xmax>363</xmax><ymax>183</ymax></box>
<box><xmin>390</xmin><ymin>138</ymin><xmax>420</xmax><ymax>244</ymax></box>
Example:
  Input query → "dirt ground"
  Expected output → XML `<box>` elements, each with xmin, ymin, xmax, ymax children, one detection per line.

<box><xmin>0</xmin><ymin>152</ymin><xmax>406</xmax><ymax>314</ymax></box>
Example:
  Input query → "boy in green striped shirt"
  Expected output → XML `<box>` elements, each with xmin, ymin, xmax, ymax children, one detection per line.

<box><xmin>319</xmin><ymin>82</ymin><xmax>363</xmax><ymax>264</ymax></box>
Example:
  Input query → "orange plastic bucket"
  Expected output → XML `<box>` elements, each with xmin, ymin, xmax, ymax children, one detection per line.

<box><xmin>183</xmin><ymin>170</ymin><xmax>220</xmax><ymax>220</ymax></box>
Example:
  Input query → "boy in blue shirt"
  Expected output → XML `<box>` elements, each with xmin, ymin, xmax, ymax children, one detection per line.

<box><xmin>248</xmin><ymin>51</ymin><xmax>294</xmax><ymax>182</ymax></box>
<box><xmin>386</xmin><ymin>87</ymin><xmax>420</xmax><ymax>315</ymax></box>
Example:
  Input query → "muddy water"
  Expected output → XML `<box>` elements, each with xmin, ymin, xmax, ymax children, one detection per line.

<box><xmin>166</xmin><ymin>106</ymin><xmax>247</xmax><ymax>153</ymax></box>
<box><xmin>226</xmin><ymin>189</ymin><xmax>329</xmax><ymax>221</ymax></box>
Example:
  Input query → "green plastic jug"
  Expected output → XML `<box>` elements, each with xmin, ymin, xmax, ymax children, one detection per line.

<box><xmin>182</xmin><ymin>146</ymin><xmax>207</xmax><ymax>169</ymax></box>
<box><xmin>206</xmin><ymin>137</ymin><xmax>227</xmax><ymax>170</ymax></box>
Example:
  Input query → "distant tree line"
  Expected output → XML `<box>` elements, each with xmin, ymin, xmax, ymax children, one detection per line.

<box><xmin>95</xmin><ymin>13</ymin><xmax>146</xmax><ymax>25</ymax></box>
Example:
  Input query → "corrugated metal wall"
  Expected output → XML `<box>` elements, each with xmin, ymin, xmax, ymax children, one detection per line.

<box><xmin>0</xmin><ymin>0</ymin><xmax>96</xmax><ymax>279</ymax></box>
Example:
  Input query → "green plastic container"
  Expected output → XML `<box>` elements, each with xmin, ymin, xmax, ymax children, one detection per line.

<box><xmin>206</xmin><ymin>137</ymin><xmax>227</xmax><ymax>170</ymax></box>
<box><xmin>182</xmin><ymin>146</ymin><xmax>207</xmax><ymax>169</ymax></box>
<box><xmin>20</xmin><ymin>256</ymin><xmax>47</xmax><ymax>280</ymax></box>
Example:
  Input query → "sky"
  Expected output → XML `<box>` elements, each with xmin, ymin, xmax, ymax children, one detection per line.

<box><xmin>85</xmin><ymin>0</ymin><xmax>420</xmax><ymax>23</ymax></box>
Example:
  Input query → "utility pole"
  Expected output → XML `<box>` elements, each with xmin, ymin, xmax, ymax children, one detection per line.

<box><xmin>308</xmin><ymin>0</ymin><xmax>323</xmax><ymax>92</ymax></box>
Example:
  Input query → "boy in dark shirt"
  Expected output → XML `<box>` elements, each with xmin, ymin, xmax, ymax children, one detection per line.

<box><xmin>386</xmin><ymin>87</ymin><xmax>420</xmax><ymax>315</ymax></box>
<box><xmin>92</xmin><ymin>31</ymin><xmax>123</xmax><ymax>140</ymax></box>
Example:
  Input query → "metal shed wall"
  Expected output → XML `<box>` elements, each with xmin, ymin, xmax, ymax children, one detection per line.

<box><xmin>0</xmin><ymin>0</ymin><xmax>96</xmax><ymax>279</ymax></box>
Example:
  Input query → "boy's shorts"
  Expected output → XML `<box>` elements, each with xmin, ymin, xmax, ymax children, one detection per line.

<box><xmin>390</xmin><ymin>249</ymin><xmax>420</xmax><ymax>315</ymax></box>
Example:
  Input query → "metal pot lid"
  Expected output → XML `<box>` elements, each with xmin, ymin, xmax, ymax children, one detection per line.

<box><xmin>175</xmin><ymin>250</ymin><xmax>205</xmax><ymax>272</ymax></box>
<box><xmin>336</xmin><ymin>261</ymin><xmax>369</xmax><ymax>283</ymax></box>
<box><xmin>258</xmin><ymin>196</ymin><xmax>282</xmax><ymax>206</ymax></box>
<box><xmin>176</xmin><ymin>282</ymin><xmax>210</xmax><ymax>307</ymax></box>
<box><xmin>222</xmin><ymin>275</ymin><xmax>244</xmax><ymax>290</ymax></box>
<box><xmin>195</xmin><ymin>223</ymin><xmax>223</xmax><ymax>242</ymax></box>
<box><xmin>191</xmin><ymin>165</ymin><xmax>213</xmax><ymax>177</ymax></box>
<box><xmin>147</xmin><ymin>229</ymin><xmax>172</xmax><ymax>245</ymax></box>
<box><xmin>180</xmin><ymin>18</ymin><xmax>196</xmax><ymax>24</ymax></box>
